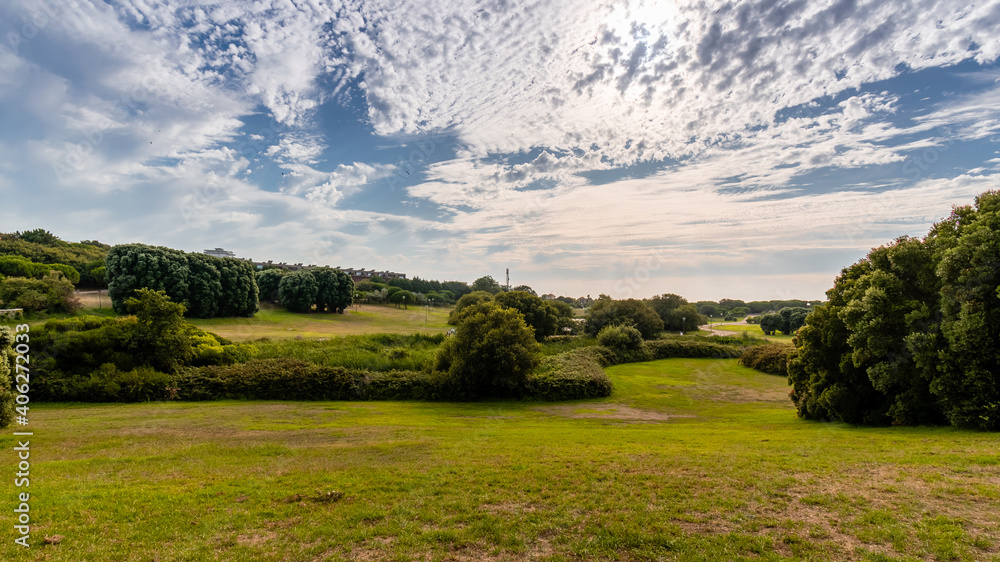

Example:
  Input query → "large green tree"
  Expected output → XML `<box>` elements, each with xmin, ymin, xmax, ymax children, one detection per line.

<box><xmin>278</xmin><ymin>270</ymin><xmax>319</xmax><ymax>313</ymax></box>
<box><xmin>471</xmin><ymin>275</ymin><xmax>503</xmax><ymax>294</ymax></box>
<box><xmin>494</xmin><ymin>290</ymin><xmax>560</xmax><ymax>341</ymax></box>
<box><xmin>435</xmin><ymin>302</ymin><xmax>540</xmax><ymax>397</ymax></box>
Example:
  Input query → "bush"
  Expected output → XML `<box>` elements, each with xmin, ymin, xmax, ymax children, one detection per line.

<box><xmin>738</xmin><ymin>344</ymin><xmax>795</xmax><ymax>376</ymax></box>
<box><xmin>526</xmin><ymin>348</ymin><xmax>613</xmax><ymax>401</ymax></box>
<box><xmin>174</xmin><ymin>358</ymin><xmax>366</xmax><ymax>401</ymax></box>
<box><xmin>597</xmin><ymin>324</ymin><xmax>643</xmax><ymax>351</ymax></box>
<box><xmin>448</xmin><ymin>291</ymin><xmax>495</xmax><ymax>324</ymax></box>
<box><xmin>435</xmin><ymin>302</ymin><xmax>541</xmax><ymax>397</ymax></box>
<box><xmin>0</xmin><ymin>272</ymin><xmax>80</xmax><ymax>313</ymax></box>
<box><xmin>73</xmin><ymin>364</ymin><xmax>172</xmax><ymax>402</ymax></box>
<box><xmin>366</xmin><ymin>370</ymin><xmax>458</xmax><ymax>400</ymax></box>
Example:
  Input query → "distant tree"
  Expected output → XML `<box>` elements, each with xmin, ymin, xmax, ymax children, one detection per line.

<box><xmin>448</xmin><ymin>291</ymin><xmax>495</xmax><ymax>324</ymax></box>
<box><xmin>256</xmin><ymin>269</ymin><xmax>286</xmax><ymax>303</ymax></box>
<box><xmin>332</xmin><ymin>270</ymin><xmax>354</xmax><ymax>313</ymax></box>
<box><xmin>278</xmin><ymin>270</ymin><xmax>318</xmax><ymax>313</ymax></box>
<box><xmin>388</xmin><ymin>277</ymin><xmax>414</xmax><ymax>291</ymax></box>
<box><xmin>310</xmin><ymin>267</ymin><xmax>342</xmax><ymax>313</ymax></box>
<box><xmin>758</xmin><ymin>312</ymin><xmax>783</xmax><ymax>335</ymax></box>
<box><xmin>584</xmin><ymin>298</ymin><xmax>663</xmax><ymax>339</ymax></box>
<box><xmin>471</xmin><ymin>275</ymin><xmax>503</xmax><ymax>294</ymax></box>
<box><xmin>185</xmin><ymin>253</ymin><xmax>223</xmax><ymax>318</ymax></box>
<box><xmin>355</xmin><ymin>280</ymin><xmax>378</xmax><ymax>293</ymax></box>
<box><xmin>494</xmin><ymin>290</ymin><xmax>560</xmax><ymax>341</ymax></box>
<box><xmin>389</xmin><ymin>289</ymin><xmax>415</xmax><ymax>309</ymax></box>
<box><xmin>778</xmin><ymin>307</ymin><xmax>810</xmax><ymax>335</ymax></box>
<box><xmin>718</xmin><ymin>298</ymin><xmax>746</xmax><ymax>311</ymax></box>
<box><xmin>511</xmin><ymin>284</ymin><xmax>536</xmax><ymax>296</ymax></box>
<box><xmin>698</xmin><ymin>303</ymin><xmax>720</xmax><ymax>317</ymax></box>
<box><xmin>648</xmin><ymin>294</ymin><xmax>702</xmax><ymax>331</ymax></box>
<box><xmin>435</xmin><ymin>302</ymin><xmax>540</xmax><ymax>397</ymax></box>
<box><xmin>14</xmin><ymin>229</ymin><xmax>62</xmax><ymax>246</ymax></box>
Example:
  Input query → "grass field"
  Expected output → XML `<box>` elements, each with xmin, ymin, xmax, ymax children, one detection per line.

<box><xmin>6</xmin><ymin>358</ymin><xmax>998</xmax><ymax>560</ymax></box>
<box><xmin>708</xmin><ymin>323</ymin><xmax>795</xmax><ymax>343</ymax></box>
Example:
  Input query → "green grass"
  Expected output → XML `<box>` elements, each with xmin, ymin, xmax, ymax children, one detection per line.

<box><xmin>709</xmin><ymin>322</ymin><xmax>795</xmax><ymax>343</ymax></box>
<box><xmin>190</xmin><ymin>302</ymin><xmax>454</xmax><ymax>341</ymax></box>
<box><xmin>252</xmin><ymin>333</ymin><xmax>444</xmax><ymax>371</ymax></box>
<box><xmin>6</xmin><ymin>358</ymin><xmax>999</xmax><ymax>560</ymax></box>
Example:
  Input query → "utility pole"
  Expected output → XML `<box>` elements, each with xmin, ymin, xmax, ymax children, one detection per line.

<box><xmin>506</xmin><ymin>268</ymin><xmax>510</xmax><ymax>291</ymax></box>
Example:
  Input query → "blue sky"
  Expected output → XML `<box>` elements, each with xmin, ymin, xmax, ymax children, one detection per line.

<box><xmin>1</xmin><ymin>0</ymin><xmax>999</xmax><ymax>300</ymax></box>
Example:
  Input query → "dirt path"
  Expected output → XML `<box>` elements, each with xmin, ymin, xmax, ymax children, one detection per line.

<box><xmin>699</xmin><ymin>318</ymin><xmax>751</xmax><ymax>336</ymax></box>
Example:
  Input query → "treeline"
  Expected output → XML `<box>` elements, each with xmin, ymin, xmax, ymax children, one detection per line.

<box><xmin>106</xmin><ymin>244</ymin><xmax>258</xmax><ymax>318</ymax></box>
<box><xmin>789</xmin><ymin>191</ymin><xmax>1000</xmax><ymax>431</ymax></box>
<box><xmin>694</xmin><ymin>298</ymin><xmax>822</xmax><ymax>320</ymax></box>
<box><xmin>257</xmin><ymin>267</ymin><xmax>354</xmax><ymax>313</ymax></box>
<box><xmin>0</xmin><ymin>229</ymin><xmax>108</xmax><ymax>287</ymax></box>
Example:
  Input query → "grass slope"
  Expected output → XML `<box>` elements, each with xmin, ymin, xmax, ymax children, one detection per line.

<box><xmin>4</xmin><ymin>358</ymin><xmax>998</xmax><ymax>560</ymax></box>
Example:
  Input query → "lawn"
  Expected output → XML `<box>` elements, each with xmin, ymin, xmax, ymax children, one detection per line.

<box><xmin>1</xmin><ymin>298</ymin><xmax>455</xmax><ymax>340</ymax></box>
<box><xmin>708</xmin><ymin>322</ymin><xmax>795</xmax><ymax>343</ymax></box>
<box><xmin>6</xmin><ymin>358</ymin><xmax>998</xmax><ymax>560</ymax></box>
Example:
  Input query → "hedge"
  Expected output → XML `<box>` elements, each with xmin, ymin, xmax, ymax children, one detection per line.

<box><xmin>738</xmin><ymin>344</ymin><xmax>795</xmax><ymax>377</ymax></box>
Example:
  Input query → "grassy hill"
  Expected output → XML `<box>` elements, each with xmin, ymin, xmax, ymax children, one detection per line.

<box><xmin>6</xmin><ymin>357</ymin><xmax>997</xmax><ymax>560</ymax></box>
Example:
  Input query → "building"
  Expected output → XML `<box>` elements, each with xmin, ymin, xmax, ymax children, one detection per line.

<box><xmin>204</xmin><ymin>248</ymin><xmax>237</xmax><ymax>259</ymax></box>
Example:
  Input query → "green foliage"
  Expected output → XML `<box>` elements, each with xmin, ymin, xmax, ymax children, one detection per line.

<box><xmin>106</xmin><ymin>243</ymin><xmax>257</xmax><ymax>318</ymax></box>
<box><xmin>277</xmin><ymin>270</ymin><xmax>318</xmax><ymax>313</ymax></box>
<box><xmin>526</xmin><ymin>348</ymin><xmax>613</xmax><ymax>400</ymax></box>
<box><xmin>0</xmin><ymin>255</ymin><xmax>80</xmax><ymax>284</ymax></box>
<box><xmin>739</xmin><ymin>344</ymin><xmax>795</xmax><ymax>377</ymax></box>
<box><xmin>494</xmin><ymin>290</ymin><xmax>564</xmax><ymax>341</ymax></box>
<box><xmin>174</xmin><ymin>358</ymin><xmax>366</xmax><ymax>401</ymax></box>
<box><xmin>790</xmin><ymin>192</ymin><xmax>1000</xmax><ymax>429</ymax></box>
<box><xmin>759</xmin><ymin>312</ymin><xmax>783</xmax><ymax>335</ymax></box>
<box><xmin>388</xmin><ymin>289</ymin><xmax>415</xmax><ymax>309</ymax></box>
<box><xmin>0</xmin><ymin>271</ymin><xmax>80</xmax><ymax>313</ymax></box>
<box><xmin>471</xmin><ymin>275</ymin><xmax>503</xmax><ymax>294</ymax></box>
<box><xmin>597</xmin><ymin>324</ymin><xmax>643</xmax><ymax>351</ymax></box>
<box><xmin>435</xmin><ymin>302</ymin><xmax>541</xmax><ymax>397</ymax></box>
<box><xmin>511</xmin><ymin>284</ymin><xmax>536</xmax><ymax>296</ymax></box>
<box><xmin>589</xmin><ymin>335</ymin><xmax>746</xmax><ymax>366</ymax></box>
<box><xmin>0</xmin><ymin>231</ymin><xmax>108</xmax><ymax>287</ymax></box>
<box><xmin>584</xmin><ymin>298</ymin><xmax>664</xmax><ymax>339</ymax></box>
<box><xmin>0</xmin><ymin>327</ymin><xmax>16</xmax><ymax>428</ymax></box>
<box><xmin>255</xmin><ymin>269</ymin><xmax>286</xmax><ymax>302</ymax></box>
<box><xmin>448</xmin><ymin>291</ymin><xmax>495</xmax><ymax>324</ymax></box>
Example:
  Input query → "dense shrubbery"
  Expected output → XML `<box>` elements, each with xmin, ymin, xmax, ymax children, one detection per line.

<box><xmin>789</xmin><ymin>191</ymin><xmax>1000</xmax><ymax>430</ymax></box>
<box><xmin>31</xmin><ymin>290</ymin><xmax>257</xmax><ymax>401</ymax></box>
<box><xmin>597</xmin><ymin>325</ymin><xmax>643</xmax><ymax>351</ymax></box>
<box><xmin>448</xmin><ymin>291</ymin><xmax>574</xmax><ymax>341</ymax></box>
<box><xmin>527</xmin><ymin>348</ymin><xmax>613</xmax><ymax>401</ymax></box>
<box><xmin>0</xmin><ymin>255</ymin><xmax>81</xmax><ymax>284</ymax></box>
<box><xmin>738</xmin><ymin>344</ymin><xmax>794</xmax><ymax>377</ymax></box>
<box><xmin>253</xmin><ymin>333</ymin><xmax>443</xmax><ymax>372</ymax></box>
<box><xmin>0</xmin><ymin>271</ymin><xmax>80</xmax><ymax>313</ymax></box>
<box><xmin>590</xmin><ymin>334</ymin><xmax>749</xmax><ymax>366</ymax></box>
<box><xmin>271</xmin><ymin>267</ymin><xmax>354</xmax><ymax>313</ymax></box>
<box><xmin>106</xmin><ymin>243</ymin><xmax>258</xmax><ymax>317</ymax></box>
<box><xmin>0</xmin><ymin>229</ymin><xmax>109</xmax><ymax>288</ymax></box>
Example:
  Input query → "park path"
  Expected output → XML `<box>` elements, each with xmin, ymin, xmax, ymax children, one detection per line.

<box><xmin>699</xmin><ymin>318</ymin><xmax>750</xmax><ymax>336</ymax></box>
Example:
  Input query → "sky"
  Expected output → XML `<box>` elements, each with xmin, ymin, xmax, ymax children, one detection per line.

<box><xmin>1</xmin><ymin>0</ymin><xmax>999</xmax><ymax>301</ymax></box>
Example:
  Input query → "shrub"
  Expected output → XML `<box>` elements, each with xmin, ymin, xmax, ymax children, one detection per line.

<box><xmin>366</xmin><ymin>370</ymin><xmax>458</xmax><ymax>400</ymax></box>
<box><xmin>526</xmin><ymin>348</ymin><xmax>613</xmax><ymax>401</ymax></box>
<box><xmin>173</xmin><ymin>358</ymin><xmax>365</xmax><ymax>401</ymax></box>
<box><xmin>597</xmin><ymin>324</ymin><xmax>643</xmax><ymax>351</ymax></box>
<box><xmin>435</xmin><ymin>302</ymin><xmax>540</xmax><ymax>397</ymax></box>
<box><xmin>739</xmin><ymin>344</ymin><xmax>795</xmax><ymax>377</ymax></box>
<box><xmin>447</xmin><ymin>291</ymin><xmax>495</xmax><ymax>324</ymax></box>
<box><xmin>0</xmin><ymin>272</ymin><xmax>80</xmax><ymax>313</ymax></box>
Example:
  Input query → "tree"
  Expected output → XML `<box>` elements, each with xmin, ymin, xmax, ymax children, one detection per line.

<box><xmin>256</xmin><ymin>269</ymin><xmax>286</xmax><ymax>302</ymax></box>
<box><xmin>185</xmin><ymin>253</ymin><xmax>223</xmax><ymax>318</ymax></box>
<box><xmin>448</xmin><ymin>291</ymin><xmax>495</xmax><ymax>324</ymax></box>
<box><xmin>216</xmin><ymin>258</ymin><xmax>258</xmax><ymax>317</ymax></box>
<box><xmin>698</xmin><ymin>303</ymin><xmax>720</xmax><ymax>317</ymax></box>
<box><xmin>435</xmin><ymin>302</ymin><xmax>540</xmax><ymax>397</ymax></box>
<box><xmin>106</xmin><ymin>244</ymin><xmax>190</xmax><ymax>313</ymax></box>
<box><xmin>494</xmin><ymin>290</ymin><xmax>559</xmax><ymax>341</ymax></box>
<box><xmin>310</xmin><ymin>267</ymin><xmax>342</xmax><ymax>313</ymax></box>
<box><xmin>278</xmin><ymin>270</ymin><xmax>318</xmax><ymax>313</ymax></box>
<box><xmin>929</xmin><ymin>191</ymin><xmax>1000</xmax><ymax>430</ymax></box>
<box><xmin>511</xmin><ymin>284</ymin><xmax>536</xmax><ymax>296</ymax></box>
<box><xmin>778</xmin><ymin>307</ymin><xmax>810</xmax><ymax>335</ymax></box>
<box><xmin>471</xmin><ymin>275</ymin><xmax>503</xmax><ymax>294</ymax></box>
<box><xmin>759</xmin><ymin>312</ymin><xmax>783</xmax><ymax>335</ymax></box>
<box><xmin>123</xmin><ymin>288</ymin><xmax>193</xmax><ymax>373</ymax></box>
<box><xmin>0</xmin><ymin>271</ymin><xmax>79</xmax><ymax>313</ymax></box>
<box><xmin>389</xmin><ymin>289</ymin><xmax>415</xmax><ymax>309</ymax></box>
<box><xmin>332</xmin><ymin>269</ymin><xmax>354</xmax><ymax>313</ymax></box>
<box><xmin>584</xmin><ymin>298</ymin><xmax>663</xmax><ymax>339</ymax></box>
<box><xmin>648</xmin><ymin>294</ymin><xmax>702</xmax><ymax>332</ymax></box>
